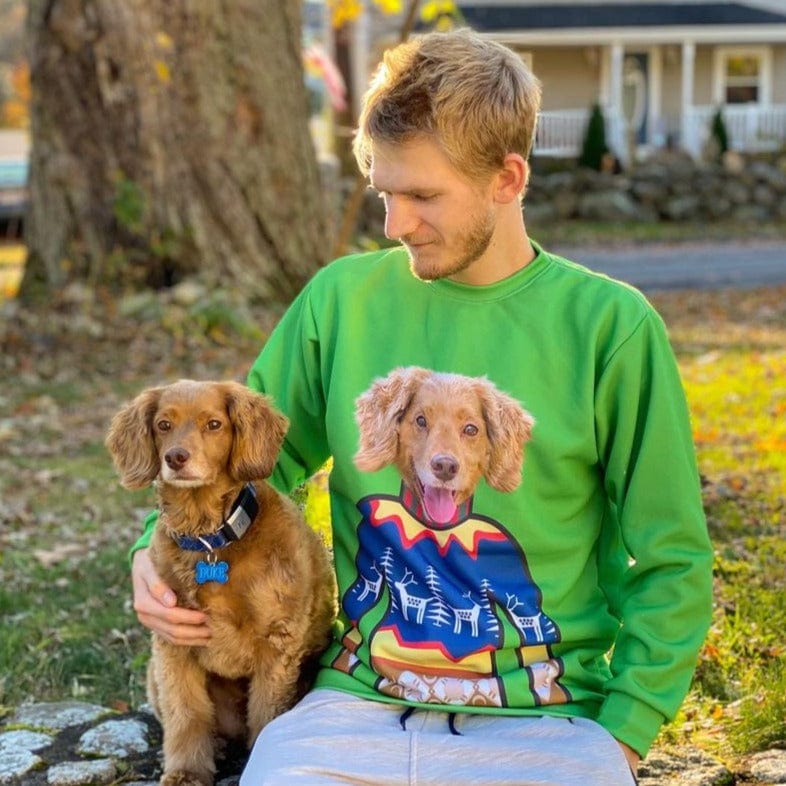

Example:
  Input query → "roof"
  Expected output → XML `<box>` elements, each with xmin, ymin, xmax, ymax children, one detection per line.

<box><xmin>457</xmin><ymin>3</ymin><xmax>786</xmax><ymax>30</ymax></box>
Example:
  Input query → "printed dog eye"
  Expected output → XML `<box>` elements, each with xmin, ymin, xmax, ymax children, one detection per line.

<box><xmin>157</xmin><ymin>419</ymin><xmax>171</xmax><ymax>432</ymax></box>
<box><xmin>463</xmin><ymin>424</ymin><xmax>479</xmax><ymax>437</ymax></box>
<box><xmin>206</xmin><ymin>419</ymin><xmax>222</xmax><ymax>431</ymax></box>
<box><xmin>415</xmin><ymin>414</ymin><xmax>427</xmax><ymax>429</ymax></box>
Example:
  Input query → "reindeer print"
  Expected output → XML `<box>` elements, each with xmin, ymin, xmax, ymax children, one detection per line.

<box><xmin>394</xmin><ymin>569</ymin><xmax>431</xmax><ymax>624</ymax></box>
<box><xmin>452</xmin><ymin>591</ymin><xmax>481</xmax><ymax>637</ymax></box>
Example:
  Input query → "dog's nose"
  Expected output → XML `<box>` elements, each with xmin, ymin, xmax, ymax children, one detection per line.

<box><xmin>431</xmin><ymin>454</ymin><xmax>458</xmax><ymax>482</ymax></box>
<box><xmin>165</xmin><ymin>447</ymin><xmax>190</xmax><ymax>470</ymax></box>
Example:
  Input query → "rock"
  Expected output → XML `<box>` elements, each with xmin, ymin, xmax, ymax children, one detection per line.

<box><xmin>12</xmin><ymin>702</ymin><xmax>109</xmax><ymax>732</ymax></box>
<box><xmin>46</xmin><ymin>760</ymin><xmax>116</xmax><ymax>786</ymax></box>
<box><xmin>0</xmin><ymin>750</ymin><xmax>44</xmax><ymax>784</ymax></box>
<box><xmin>748</xmin><ymin>748</ymin><xmax>786</xmax><ymax>783</ymax></box>
<box><xmin>78</xmin><ymin>719</ymin><xmax>150</xmax><ymax>758</ymax></box>
<box><xmin>637</xmin><ymin>745</ymin><xmax>734</xmax><ymax>785</ymax></box>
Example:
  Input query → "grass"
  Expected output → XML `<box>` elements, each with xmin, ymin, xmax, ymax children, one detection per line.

<box><xmin>649</xmin><ymin>287</ymin><xmax>786</xmax><ymax>759</ymax></box>
<box><xmin>1</xmin><ymin>231</ymin><xmax>784</xmax><ymax>766</ymax></box>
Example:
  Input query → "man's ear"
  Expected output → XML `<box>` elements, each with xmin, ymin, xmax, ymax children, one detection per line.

<box><xmin>494</xmin><ymin>153</ymin><xmax>528</xmax><ymax>204</ymax></box>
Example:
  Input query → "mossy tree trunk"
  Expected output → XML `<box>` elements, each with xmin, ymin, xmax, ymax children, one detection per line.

<box><xmin>21</xmin><ymin>0</ymin><xmax>327</xmax><ymax>304</ymax></box>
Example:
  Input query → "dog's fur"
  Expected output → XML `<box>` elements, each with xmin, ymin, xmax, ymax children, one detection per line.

<box><xmin>355</xmin><ymin>367</ymin><xmax>534</xmax><ymax>523</ymax></box>
<box><xmin>106</xmin><ymin>380</ymin><xmax>337</xmax><ymax>786</ymax></box>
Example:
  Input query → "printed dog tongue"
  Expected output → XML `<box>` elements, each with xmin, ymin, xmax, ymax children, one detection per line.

<box><xmin>423</xmin><ymin>485</ymin><xmax>457</xmax><ymax>524</ymax></box>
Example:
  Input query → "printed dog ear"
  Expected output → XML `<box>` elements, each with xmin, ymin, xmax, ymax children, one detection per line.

<box><xmin>225</xmin><ymin>383</ymin><xmax>289</xmax><ymax>480</ymax></box>
<box><xmin>105</xmin><ymin>387</ymin><xmax>164</xmax><ymax>489</ymax></box>
<box><xmin>479</xmin><ymin>381</ymin><xmax>535</xmax><ymax>492</ymax></box>
<box><xmin>354</xmin><ymin>366</ymin><xmax>430</xmax><ymax>472</ymax></box>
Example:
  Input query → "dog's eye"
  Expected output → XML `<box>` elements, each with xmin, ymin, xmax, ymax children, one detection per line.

<box><xmin>206</xmin><ymin>419</ymin><xmax>222</xmax><ymax>431</ymax></box>
<box><xmin>415</xmin><ymin>415</ymin><xmax>427</xmax><ymax>429</ymax></box>
<box><xmin>157</xmin><ymin>420</ymin><xmax>171</xmax><ymax>432</ymax></box>
<box><xmin>463</xmin><ymin>424</ymin><xmax>479</xmax><ymax>437</ymax></box>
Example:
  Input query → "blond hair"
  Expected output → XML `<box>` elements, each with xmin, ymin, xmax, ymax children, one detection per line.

<box><xmin>354</xmin><ymin>28</ymin><xmax>542</xmax><ymax>181</ymax></box>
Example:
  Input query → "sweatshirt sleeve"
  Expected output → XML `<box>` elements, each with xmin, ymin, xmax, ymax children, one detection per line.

<box><xmin>593</xmin><ymin>308</ymin><xmax>713</xmax><ymax>756</ymax></box>
<box><xmin>246</xmin><ymin>280</ymin><xmax>331</xmax><ymax>494</ymax></box>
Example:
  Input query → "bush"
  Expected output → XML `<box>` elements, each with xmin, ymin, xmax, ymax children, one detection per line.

<box><xmin>710</xmin><ymin>108</ymin><xmax>730</xmax><ymax>157</ymax></box>
<box><xmin>579</xmin><ymin>102</ymin><xmax>609</xmax><ymax>171</ymax></box>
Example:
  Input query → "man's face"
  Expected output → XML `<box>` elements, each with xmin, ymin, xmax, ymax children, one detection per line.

<box><xmin>369</xmin><ymin>137</ymin><xmax>497</xmax><ymax>284</ymax></box>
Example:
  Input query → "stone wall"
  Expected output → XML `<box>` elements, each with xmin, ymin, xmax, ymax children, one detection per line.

<box><xmin>526</xmin><ymin>151</ymin><xmax>786</xmax><ymax>225</ymax></box>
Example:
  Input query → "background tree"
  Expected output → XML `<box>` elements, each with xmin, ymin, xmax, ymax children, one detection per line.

<box><xmin>21</xmin><ymin>0</ymin><xmax>328</xmax><ymax>305</ymax></box>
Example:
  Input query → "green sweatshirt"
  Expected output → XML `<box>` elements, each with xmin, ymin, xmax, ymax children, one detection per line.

<box><xmin>134</xmin><ymin>243</ymin><xmax>713</xmax><ymax>756</ymax></box>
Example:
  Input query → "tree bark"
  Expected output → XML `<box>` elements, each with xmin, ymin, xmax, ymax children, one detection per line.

<box><xmin>22</xmin><ymin>0</ymin><xmax>328</xmax><ymax>304</ymax></box>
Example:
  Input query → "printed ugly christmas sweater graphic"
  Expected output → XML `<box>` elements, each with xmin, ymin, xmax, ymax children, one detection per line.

<box><xmin>330</xmin><ymin>486</ymin><xmax>570</xmax><ymax>707</ymax></box>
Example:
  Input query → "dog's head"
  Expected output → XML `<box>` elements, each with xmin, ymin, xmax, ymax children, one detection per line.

<box><xmin>354</xmin><ymin>366</ymin><xmax>534</xmax><ymax>524</ymax></box>
<box><xmin>105</xmin><ymin>380</ymin><xmax>289</xmax><ymax>489</ymax></box>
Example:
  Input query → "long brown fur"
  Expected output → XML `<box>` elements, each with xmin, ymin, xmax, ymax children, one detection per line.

<box><xmin>106</xmin><ymin>380</ymin><xmax>337</xmax><ymax>786</ymax></box>
<box><xmin>355</xmin><ymin>367</ymin><xmax>534</xmax><ymax>518</ymax></box>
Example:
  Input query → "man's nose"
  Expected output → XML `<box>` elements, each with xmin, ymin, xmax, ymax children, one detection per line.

<box><xmin>384</xmin><ymin>197</ymin><xmax>418</xmax><ymax>240</ymax></box>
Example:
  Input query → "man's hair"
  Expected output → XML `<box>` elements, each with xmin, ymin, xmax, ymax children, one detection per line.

<box><xmin>353</xmin><ymin>28</ymin><xmax>542</xmax><ymax>181</ymax></box>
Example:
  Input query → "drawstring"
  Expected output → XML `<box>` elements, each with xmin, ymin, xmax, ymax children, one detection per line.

<box><xmin>399</xmin><ymin>706</ymin><xmax>416</xmax><ymax>730</ymax></box>
<box><xmin>398</xmin><ymin>707</ymin><xmax>462</xmax><ymax>736</ymax></box>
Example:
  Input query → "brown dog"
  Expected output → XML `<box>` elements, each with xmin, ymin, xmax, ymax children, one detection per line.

<box><xmin>354</xmin><ymin>366</ymin><xmax>534</xmax><ymax>522</ymax></box>
<box><xmin>106</xmin><ymin>380</ymin><xmax>336</xmax><ymax>786</ymax></box>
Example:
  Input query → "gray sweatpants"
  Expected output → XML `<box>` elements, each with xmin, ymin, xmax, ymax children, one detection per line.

<box><xmin>240</xmin><ymin>689</ymin><xmax>638</xmax><ymax>786</ymax></box>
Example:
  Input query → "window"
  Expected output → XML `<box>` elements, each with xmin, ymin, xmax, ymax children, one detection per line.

<box><xmin>725</xmin><ymin>55</ymin><xmax>759</xmax><ymax>103</ymax></box>
<box><xmin>714</xmin><ymin>47</ymin><xmax>771</xmax><ymax>105</ymax></box>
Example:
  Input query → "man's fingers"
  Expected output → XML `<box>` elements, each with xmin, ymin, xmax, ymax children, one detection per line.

<box><xmin>137</xmin><ymin>613</ymin><xmax>212</xmax><ymax>647</ymax></box>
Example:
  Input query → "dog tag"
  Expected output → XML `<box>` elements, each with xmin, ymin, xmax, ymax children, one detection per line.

<box><xmin>195</xmin><ymin>560</ymin><xmax>229</xmax><ymax>584</ymax></box>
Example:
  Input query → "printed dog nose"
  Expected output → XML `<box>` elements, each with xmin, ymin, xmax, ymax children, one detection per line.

<box><xmin>431</xmin><ymin>454</ymin><xmax>458</xmax><ymax>481</ymax></box>
<box><xmin>165</xmin><ymin>447</ymin><xmax>190</xmax><ymax>470</ymax></box>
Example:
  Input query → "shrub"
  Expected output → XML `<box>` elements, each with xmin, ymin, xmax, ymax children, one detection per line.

<box><xmin>710</xmin><ymin>108</ymin><xmax>729</xmax><ymax>157</ymax></box>
<box><xmin>579</xmin><ymin>102</ymin><xmax>609</xmax><ymax>171</ymax></box>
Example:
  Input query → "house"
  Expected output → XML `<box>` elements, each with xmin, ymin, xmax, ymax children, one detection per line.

<box><xmin>357</xmin><ymin>1</ymin><xmax>786</xmax><ymax>164</ymax></box>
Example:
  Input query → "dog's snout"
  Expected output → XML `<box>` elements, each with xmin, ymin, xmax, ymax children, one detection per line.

<box><xmin>431</xmin><ymin>453</ymin><xmax>458</xmax><ymax>482</ymax></box>
<box><xmin>165</xmin><ymin>447</ymin><xmax>190</xmax><ymax>470</ymax></box>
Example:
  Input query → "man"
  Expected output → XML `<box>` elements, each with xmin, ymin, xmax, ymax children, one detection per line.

<box><xmin>130</xmin><ymin>28</ymin><xmax>713</xmax><ymax>785</ymax></box>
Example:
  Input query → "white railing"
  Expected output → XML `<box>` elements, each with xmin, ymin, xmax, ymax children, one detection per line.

<box><xmin>684</xmin><ymin>104</ymin><xmax>786</xmax><ymax>158</ymax></box>
<box><xmin>534</xmin><ymin>108</ymin><xmax>627</xmax><ymax>163</ymax></box>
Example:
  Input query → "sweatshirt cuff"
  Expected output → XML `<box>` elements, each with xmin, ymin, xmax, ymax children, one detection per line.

<box><xmin>596</xmin><ymin>691</ymin><xmax>666</xmax><ymax>757</ymax></box>
<box><xmin>127</xmin><ymin>509</ymin><xmax>157</xmax><ymax>566</ymax></box>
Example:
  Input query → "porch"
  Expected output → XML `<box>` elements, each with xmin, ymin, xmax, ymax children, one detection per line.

<box><xmin>533</xmin><ymin>104</ymin><xmax>786</xmax><ymax>162</ymax></box>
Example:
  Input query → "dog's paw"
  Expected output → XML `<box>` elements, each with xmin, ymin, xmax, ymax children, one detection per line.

<box><xmin>161</xmin><ymin>771</ymin><xmax>213</xmax><ymax>786</ymax></box>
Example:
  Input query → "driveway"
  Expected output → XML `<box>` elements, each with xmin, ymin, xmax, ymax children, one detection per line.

<box><xmin>552</xmin><ymin>240</ymin><xmax>786</xmax><ymax>292</ymax></box>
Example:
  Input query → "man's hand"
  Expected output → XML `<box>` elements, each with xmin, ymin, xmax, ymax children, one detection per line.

<box><xmin>617</xmin><ymin>739</ymin><xmax>641</xmax><ymax>779</ymax></box>
<box><xmin>131</xmin><ymin>548</ymin><xmax>211</xmax><ymax>646</ymax></box>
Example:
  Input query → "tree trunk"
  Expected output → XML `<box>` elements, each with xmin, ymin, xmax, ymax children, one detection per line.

<box><xmin>21</xmin><ymin>0</ymin><xmax>328</xmax><ymax>304</ymax></box>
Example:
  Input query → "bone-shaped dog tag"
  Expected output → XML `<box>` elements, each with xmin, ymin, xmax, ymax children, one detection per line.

<box><xmin>195</xmin><ymin>560</ymin><xmax>229</xmax><ymax>584</ymax></box>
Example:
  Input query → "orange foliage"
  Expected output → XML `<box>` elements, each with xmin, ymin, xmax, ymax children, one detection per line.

<box><xmin>1</xmin><ymin>61</ymin><xmax>29</xmax><ymax>128</ymax></box>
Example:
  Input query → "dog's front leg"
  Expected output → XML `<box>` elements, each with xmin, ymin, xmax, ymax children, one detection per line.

<box><xmin>245</xmin><ymin>653</ymin><xmax>302</xmax><ymax>747</ymax></box>
<box><xmin>150</xmin><ymin>637</ymin><xmax>217</xmax><ymax>786</ymax></box>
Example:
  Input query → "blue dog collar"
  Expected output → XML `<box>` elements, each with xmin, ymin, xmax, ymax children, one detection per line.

<box><xmin>173</xmin><ymin>483</ymin><xmax>258</xmax><ymax>552</ymax></box>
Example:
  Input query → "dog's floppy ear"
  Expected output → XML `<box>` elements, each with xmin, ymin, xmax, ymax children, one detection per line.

<box><xmin>354</xmin><ymin>366</ymin><xmax>430</xmax><ymax>472</ymax></box>
<box><xmin>105</xmin><ymin>387</ymin><xmax>164</xmax><ymax>489</ymax></box>
<box><xmin>478</xmin><ymin>380</ymin><xmax>535</xmax><ymax>493</ymax></box>
<box><xmin>224</xmin><ymin>382</ymin><xmax>289</xmax><ymax>481</ymax></box>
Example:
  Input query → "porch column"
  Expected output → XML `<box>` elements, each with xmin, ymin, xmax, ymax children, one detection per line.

<box><xmin>681</xmin><ymin>41</ymin><xmax>696</xmax><ymax>156</ymax></box>
<box><xmin>609</xmin><ymin>42</ymin><xmax>626</xmax><ymax>164</ymax></box>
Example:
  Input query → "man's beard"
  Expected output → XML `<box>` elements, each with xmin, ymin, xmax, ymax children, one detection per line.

<box><xmin>406</xmin><ymin>209</ymin><xmax>495</xmax><ymax>282</ymax></box>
